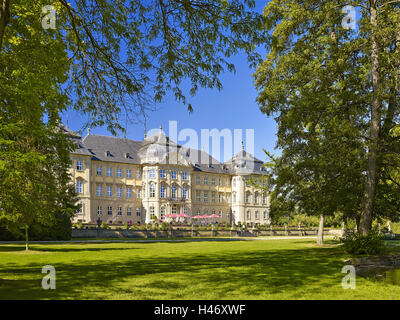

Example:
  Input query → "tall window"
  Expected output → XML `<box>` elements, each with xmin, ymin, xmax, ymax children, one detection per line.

<box><xmin>182</xmin><ymin>172</ymin><xmax>188</xmax><ymax>180</ymax></box>
<box><xmin>263</xmin><ymin>194</ymin><xmax>267</xmax><ymax>204</ymax></box>
<box><xmin>160</xmin><ymin>169</ymin><xmax>166</xmax><ymax>178</ymax></box>
<box><xmin>255</xmin><ymin>211</ymin><xmax>259</xmax><ymax>219</ymax></box>
<box><xmin>127</xmin><ymin>169</ymin><xmax>132</xmax><ymax>178</ymax></box>
<box><xmin>219</xmin><ymin>194</ymin><xmax>223</xmax><ymax>203</ymax></box>
<box><xmin>246</xmin><ymin>191</ymin><xmax>251</xmax><ymax>203</ymax></box>
<box><xmin>196</xmin><ymin>176</ymin><xmax>201</xmax><ymax>184</ymax></box>
<box><xmin>136</xmin><ymin>188</ymin><xmax>141</xmax><ymax>198</ymax></box>
<box><xmin>254</xmin><ymin>192</ymin><xmax>259</xmax><ymax>204</ymax></box>
<box><xmin>150</xmin><ymin>183</ymin><xmax>155</xmax><ymax>198</ymax></box>
<box><xmin>246</xmin><ymin>211</ymin><xmax>251</xmax><ymax>219</ymax></box>
<box><xmin>107</xmin><ymin>168</ymin><xmax>112</xmax><ymax>177</ymax></box>
<box><xmin>97</xmin><ymin>185</ymin><xmax>102</xmax><ymax>197</ymax></box>
<box><xmin>204</xmin><ymin>192</ymin><xmax>208</xmax><ymax>203</ymax></box>
<box><xmin>171</xmin><ymin>185</ymin><xmax>177</xmax><ymax>198</ymax></box>
<box><xmin>160</xmin><ymin>184</ymin><xmax>165</xmax><ymax>198</ymax></box>
<box><xmin>196</xmin><ymin>191</ymin><xmax>201</xmax><ymax>202</ymax></box>
<box><xmin>136</xmin><ymin>208</ymin><xmax>141</xmax><ymax>216</ymax></box>
<box><xmin>117</xmin><ymin>168</ymin><xmax>122</xmax><ymax>177</ymax></box>
<box><xmin>136</xmin><ymin>171</ymin><xmax>141</xmax><ymax>178</ymax></box>
<box><xmin>107</xmin><ymin>186</ymin><xmax>112</xmax><ymax>197</ymax></box>
<box><xmin>97</xmin><ymin>206</ymin><xmax>102</xmax><ymax>215</ymax></box>
<box><xmin>219</xmin><ymin>178</ymin><xmax>222</xmax><ymax>186</ymax></box>
<box><xmin>263</xmin><ymin>211</ymin><xmax>267</xmax><ymax>219</ymax></box>
<box><xmin>107</xmin><ymin>206</ymin><xmax>113</xmax><ymax>216</ymax></box>
<box><xmin>211</xmin><ymin>192</ymin><xmax>216</xmax><ymax>203</ymax></box>
<box><xmin>76</xmin><ymin>161</ymin><xmax>83</xmax><ymax>171</ymax></box>
<box><xmin>211</xmin><ymin>177</ymin><xmax>216</xmax><ymax>185</ymax></box>
<box><xmin>76</xmin><ymin>181</ymin><xmax>83</xmax><ymax>194</ymax></box>
<box><xmin>127</xmin><ymin>187</ymin><xmax>132</xmax><ymax>198</ymax></box>
<box><xmin>117</xmin><ymin>207</ymin><xmax>122</xmax><ymax>216</ymax></box>
<box><xmin>161</xmin><ymin>207</ymin><xmax>166</xmax><ymax>220</ymax></box>
<box><xmin>127</xmin><ymin>208</ymin><xmax>132</xmax><ymax>216</ymax></box>
<box><xmin>149</xmin><ymin>169</ymin><xmax>155</xmax><ymax>178</ymax></box>
<box><xmin>117</xmin><ymin>187</ymin><xmax>122</xmax><ymax>198</ymax></box>
<box><xmin>182</xmin><ymin>186</ymin><xmax>187</xmax><ymax>199</ymax></box>
<box><xmin>171</xmin><ymin>171</ymin><xmax>177</xmax><ymax>179</ymax></box>
<box><xmin>204</xmin><ymin>177</ymin><xmax>208</xmax><ymax>185</ymax></box>
<box><xmin>96</xmin><ymin>166</ymin><xmax>102</xmax><ymax>176</ymax></box>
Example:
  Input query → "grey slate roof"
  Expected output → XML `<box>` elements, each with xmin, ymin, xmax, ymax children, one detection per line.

<box><xmin>69</xmin><ymin>128</ymin><xmax>267</xmax><ymax>175</ymax></box>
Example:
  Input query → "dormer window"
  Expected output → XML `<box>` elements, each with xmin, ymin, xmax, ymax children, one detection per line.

<box><xmin>125</xmin><ymin>153</ymin><xmax>130</xmax><ymax>159</ymax></box>
<box><xmin>105</xmin><ymin>151</ymin><xmax>111</xmax><ymax>157</ymax></box>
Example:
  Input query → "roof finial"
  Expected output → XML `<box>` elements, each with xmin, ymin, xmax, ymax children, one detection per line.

<box><xmin>160</xmin><ymin>125</ymin><xmax>162</xmax><ymax>133</ymax></box>
<box><xmin>87</xmin><ymin>128</ymin><xmax>91</xmax><ymax>135</ymax></box>
<box><xmin>144</xmin><ymin>128</ymin><xmax>147</xmax><ymax>139</ymax></box>
<box><xmin>241</xmin><ymin>140</ymin><xmax>244</xmax><ymax>151</ymax></box>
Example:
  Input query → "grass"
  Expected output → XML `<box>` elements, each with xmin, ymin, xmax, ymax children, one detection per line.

<box><xmin>1</xmin><ymin>238</ymin><xmax>400</xmax><ymax>300</ymax></box>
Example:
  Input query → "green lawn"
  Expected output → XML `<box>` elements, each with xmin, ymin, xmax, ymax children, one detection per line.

<box><xmin>1</xmin><ymin>238</ymin><xmax>400</xmax><ymax>300</ymax></box>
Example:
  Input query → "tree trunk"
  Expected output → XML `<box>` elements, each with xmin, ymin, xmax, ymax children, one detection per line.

<box><xmin>0</xmin><ymin>0</ymin><xmax>10</xmax><ymax>52</ymax></box>
<box><xmin>25</xmin><ymin>226</ymin><xmax>29</xmax><ymax>251</ymax></box>
<box><xmin>360</xmin><ymin>1</ymin><xmax>380</xmax><ymax>236</ymax></box>
<box><xmin>317</xmin><ymin>214</ymin><xmax>324</xmax><ymax>245</ymax></box>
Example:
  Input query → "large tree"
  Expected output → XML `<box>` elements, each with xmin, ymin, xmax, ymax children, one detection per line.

<box><xmin>255</xmin><ymin>0</ymin><xmax>400</xmax><ymax>235</ymax></box>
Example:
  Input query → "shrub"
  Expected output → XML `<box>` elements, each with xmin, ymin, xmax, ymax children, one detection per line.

<box><xmin>341</xmin><ymin>229</ymin><xmax>385</xmax><ymax>255</ymax></box>
<box><xmin>101</xmin><ymin>222</ymin><xmax>108</xmax><ymax>229</ymax></box>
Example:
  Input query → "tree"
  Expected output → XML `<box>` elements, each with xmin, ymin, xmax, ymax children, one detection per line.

<box><xmin>1</xmin><ymin>0</ymin><xmax>266</xmax><ymax>134</ymax></box>
<box><xmin>254</xmin><ymin>0</ymin><xmax>400</xmax><ymax>236</ymax></box>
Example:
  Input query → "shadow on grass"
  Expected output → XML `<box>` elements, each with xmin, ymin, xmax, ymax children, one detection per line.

<box><xmin>0</xmin><ymin>243</ymin><xmax>348</xmax><ymax>300</ymax></box>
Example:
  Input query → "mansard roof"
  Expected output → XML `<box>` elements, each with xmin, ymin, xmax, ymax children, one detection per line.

<box><xmin>68</xmin><ymin>128</ymin><xmax>266</xmax><ymax>175</ymax></box>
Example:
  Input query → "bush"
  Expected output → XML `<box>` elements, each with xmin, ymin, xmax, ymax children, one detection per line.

<box><xmin>341</xmin><ymin>229</ymin><xmax>385</xmax><ymax>255</ymax></box>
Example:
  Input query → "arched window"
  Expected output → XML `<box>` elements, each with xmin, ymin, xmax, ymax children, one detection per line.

<box><xmin>150</xmin><ymin>183</ymin><xmax>155</xmax><ymax>198</ymax></box>
<box><xmin>171</xmin><ymin>185</ymin><xmax>177</xmax><ymax>199</ymax></box>
<box><xmin>160</xmin><ymin>184</ymin><xmax>166</xmax><ymax>198</ymax></box>
<box><xmin>182</xmin><ymin>185</ymin><xmax>187</xmax><ymax>199</ymax></box>
<box><xmin>254</xmin><ymin>192</ymin><xmax>259</xmax><ymax>204</ymax></box>
<box><xmin>246</xmin><ymin>191</ymin><xmax>251</xmax><ymax>203</ymax></box>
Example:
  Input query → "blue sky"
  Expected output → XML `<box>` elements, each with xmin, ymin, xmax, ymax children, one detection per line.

<box><xmin>61</xmin><ymin>2</ymin><xmax>278</xmax><ymax>163</ymax></box>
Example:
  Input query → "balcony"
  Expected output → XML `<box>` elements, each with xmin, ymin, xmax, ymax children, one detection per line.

<box><xmin>166</xmin><ymin>197</ymin><xmax>187</xmax><ymax>202</ymax></box>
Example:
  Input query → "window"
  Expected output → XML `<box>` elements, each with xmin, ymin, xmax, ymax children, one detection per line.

<box><xmin>136</xmin><ymin>188</ymin><xmax>141</xmax><ymax>198</ymax></box>
<box><xmin>149</xmin><ymin>169</ymin><xmax>155</xmax><ymax>178</ymax></box>
<box><xmin>226</xmin><ymin>179</ymin><xmax>230</xmax><ymax>186</ymax></box>
<box><xmin>107</xmin><ymin>186</ymin><xmax>112</xmax><ymax>197</ymax></box>
<box><xmin>161</xmin><ymin>207</ymin><xmax>166</xmax><ymax>220</ymax></box>
<box><xmin>172</xmin><ymin>206</ymin><xmax>177</xmax><ymax>214</ymax></box>
<box><xmin>76</xmin><ymin>204</ymin><xmax>83</xmax><ymax>214</ymax></box>
<box><xmin>150</xmin><ymin>183</ymin><xmax>155</xmax><ymax>198</ymax></box>
<box><xmin>107</xmin><ymin>168</ymin><xmax>112</xmax><ymax>177</ymax></box>
<box><xmin>219</xmin><ymin>210</ymin><xmax>223</xmax><ymax>218</ymax></box>
<box><xmin>76</xmin><ymin>161</ymin><xmax>83</xmax><ymax>171</ymax></box>
<box><xmin>96</xmin><ymin>166</ymin><xmax>102</xmax><ymax>176</ymax></box>
<box><xmin>136</xmin><ymin>208</ymin><xmax>141</xmax><ymax>216</ymax></box>
<box><xmin>127</xmin><ymin>169</ymin><xmax>132</xmax><ymax>178</ymax></box>
<box><xmin>76</xmin><ymin>181</ymin><xmax>83</xmax><ymax>193</ymax></box>
<box><xmin>136</xmin><ymin>171</ymin><xmax>141</xmax><ymax>178</ymax></box>
<box><xmin>96</xmin><ymin>185</ymin><xmax>102</xmax><ymax>197</ymax></box>
<box><xmin>196</xmin><ymin>176</ymin><xmax>201</xmax><ymax>184</ymax></box>
<box><xmin>184</xmin><ymin>207</ymin><xmax>188</xmax><ymax>215</ymax></box>
<box><xmin>127</xmin><ymin>187</ymin><xmax>132</xmax><ymax>198</ymax></box>
<box><xmin>97</xmin><ymin>206</ymin><xmax>102</xmax><ymax>215</ymax></box>
<box><xmin>117</xmin><ymin>168</ymin><xmax>122</xmax><ymax>177</ymax></box>
<box><xmin>160</xmin><ymin>184</ymin><xmax>165</xmax><ymax>198</ymax></box>
<box><xmin>171</xmin><ymin>171</ymin><xmax>177</xmax><ymax>179</ymax></box>
<box><xmin>246</xmin><ymin>191</ymin><xmax>251</xmax><ymax>203</ymax></box>
<box><xmin>127</xmin><ymin>208</ymin><xmax>132</xmax><ymax>216</ymax></box>
<box><xmin>117</xmin><ymin>207</ymin><xmax>122</xmax><ymax>216</ymax></box>
<box><xmin>211</xmin><ymin>192</ymin><xmax>216</xmax><ymax>203</ymax></box>
<box><xmin>171</xmin><ymin>185</ymin><xmax>177</xmax><ymax>198</ymax></box>
<box><xmin>255</xmin><ymin>192</ymin><xmax>259</xmax><ymax>204</ymax></box>
<box><xmin>232</xmin><ymin>179</ymin><xmax>236</xmax><ymax>187</ymax></box>
<box><xmin>160</xmin><ymin>169</ymin><xmax>166</xmax><ymax>178</ymax></box>
<box><xmin>263</xmin><ymin>194</ymin><xmax>267</xmax><ymax>204</ymax></box>
<box><xmin>182</xmin><ymin>172</ymin><xmax>188</xmax><ymax>180</ymax></box>
<box><xmin>204</xmin><ymin>192</ymin><xmax>208</xmax><ymax>203</ymax></box>
<box><xmin>246</xmin><ymin>211</ymin><xmax>251</xmax><ymax>219</ymax></box>
<box><xmin>204</xmin><ymin>177</ymin><xmax>208</xmax><ymax>185</ymax></box>
<box><xmin>219</xmin><ymin>178</ymin><xmax>222</xmax><ymax>186</ymax></box>
<box><xmin>211</xmin><ymin>177</ymin><xmax>216</xmax><ymax>185</ymax></box>
<box><xmin>196</xmin><ymin>191</ymin><xmax>201</xmax><ymax>202</ymax></box>
<box><xmin>232</xmin><ymin>192</ymin><xmax>236</xmax><ymax>203</ymax></box>
<box><xmin>219</xmin><ymin>194</ymin><xmax>223</xmax><ymax>203</ymax></box>
<box><xmin>108</xmin><ymin>206</ymin><xmax>113</xmax><ymax>216</ymax></box>
<box><xmin>226</xmin><ymin>194</ymin><xmax>230</xmax><ymax>203</ymax></box>
<box><xmin>263</xmin><ymin>211</ymin><xmax>267</xmax><ymax>219</ymax></box>
<box><xmin>150</xmin><ymin>207</ymin><xmax>155</xmax><ymax>216</ymax></box>
<box><xmin>117</xmin><ymin>187</ymin><xmax>122</xmax><ymax>198</ymax></box>
<box><xmin>255</xmin><ymin>211</ymin><xmax>259</xmax><ymax>220</ymax></box>
<box><xmin>182</xmin><ymin>186</ymin><xmax>187</xmax><ymax>199</ymax></box>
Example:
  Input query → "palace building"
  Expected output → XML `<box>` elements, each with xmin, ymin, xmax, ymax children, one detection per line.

<box><xmin>64</xmin><ymin>125</ymin><xmax>271</xmax><ymax>225</ymax></box>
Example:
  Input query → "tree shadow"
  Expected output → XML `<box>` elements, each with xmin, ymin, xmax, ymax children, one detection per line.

<box><xmin>0</xmin><ymin>243</ymin><xmax>349</xmax><ymax>300</ymax></box>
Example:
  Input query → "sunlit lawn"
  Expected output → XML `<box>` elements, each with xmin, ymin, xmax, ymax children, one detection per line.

<box><xmin>1</xmin><ymin>238</ymin><xmax>400</xmax><ymax>299</ymax></box>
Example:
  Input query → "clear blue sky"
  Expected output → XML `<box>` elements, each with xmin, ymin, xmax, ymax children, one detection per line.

<box><xmin>61</xmin><ymin>2</ymin><xmax>278</xmax><ymax>163</ymax></box>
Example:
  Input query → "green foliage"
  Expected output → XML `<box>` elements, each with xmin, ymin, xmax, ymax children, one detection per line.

<box><xmin>341</xmin><ymin>229</ymin><xmax>385</xmax><ymax>255</ymax></box>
